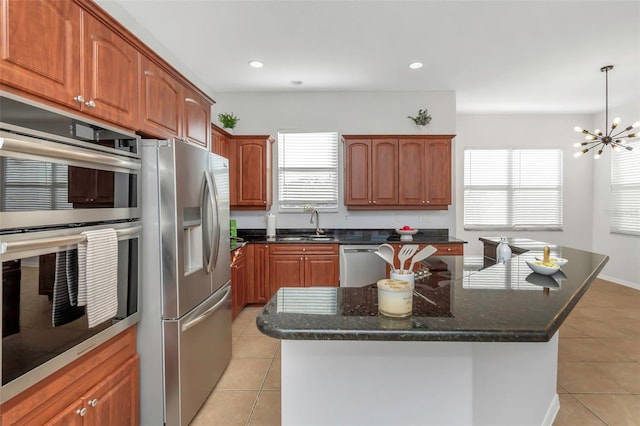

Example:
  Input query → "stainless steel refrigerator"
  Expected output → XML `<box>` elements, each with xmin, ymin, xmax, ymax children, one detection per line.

<box><xmin>139</xmin><ymin>139</ymin><xmax>231</xmax><ymax>426</ymax></box>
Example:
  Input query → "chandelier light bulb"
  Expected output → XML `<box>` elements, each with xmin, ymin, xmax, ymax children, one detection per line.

<box><xmin>594</xmin><ymin>149</ymin><xmax>603</xmax><ymax>159</ymax></box>
<box><xmin>632</xmin><ymin>121</ymin><xmax>640</xmax><ymax>128</ymax></box>
<box><xmin>574</xmin><ymin>126</ymin><xmax>583</xmax><ymax>133</ymax></box>
<box><xmin>613</xmin><ymin>146</ymin><xmax>622</xmax><ymax>152</ymax></box>
<box><xmin>573</xmin><ymin>142</ymin><xmax>582</xmax><ymax>148</ymax></box>
<box><xmin>613</xmin><ymin>117</ymin><xmax>621</xmax><ymax>124</ymax></box>
<box><xmin>595</xmin><ymin>129</ymin><xmax>603</xmax><ymax>136</ymax></box>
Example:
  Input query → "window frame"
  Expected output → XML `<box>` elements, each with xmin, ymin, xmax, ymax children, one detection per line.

<box><xmin>463</xmin><ymin>148</ymin><xmax>564</xmax><ymax>231</ymax></box>
<box><xmin>610</xmin><ymin>140</ymin><xmax>640</xmax><ymax>236</ymax></box>
<box><xmin>276</xmin><ymin>131</ymin><xmax>339</xmax><ymax>213</ymax></box>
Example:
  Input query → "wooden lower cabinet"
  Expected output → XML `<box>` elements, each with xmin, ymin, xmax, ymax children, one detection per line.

<box><xmin>246</xmin><ymin>243</ymin><xmax>270</xmax><ymax>304</ymax></box>
<box><xmin>231</xmin><ymin>247</ymin><xmax>247</xmax><ymax>319</ymax></box>
<box><xmin>0</xmin><ymin>327</ymin><xmax>139</xmax><ymax>426</ymax></box>
<box><xmin>269</xmin><ymin>244</ymin><xmax>339</xmax><ymax>296</ymax></box>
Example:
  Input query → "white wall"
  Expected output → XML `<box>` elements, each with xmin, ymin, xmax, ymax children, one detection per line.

<box><xmin>454</xmin><ymin>114</ymin><xmax>595</xmax><ymax>256</ymax></box>
<box><xmin>591</xmin><ymin>102</ymin><xmax>640</xmax><ymax>287</ymax></box>
<box><xmin>214</xmin><ymin>91</ymin><xmax>457</xmax><ymax>231</ymax></box>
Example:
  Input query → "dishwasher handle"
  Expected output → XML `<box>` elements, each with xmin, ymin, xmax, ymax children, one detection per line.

<box><xmin>342</xmin><ymin>248</ymin><xmax>379</xmax><ymax>253</ymax></box>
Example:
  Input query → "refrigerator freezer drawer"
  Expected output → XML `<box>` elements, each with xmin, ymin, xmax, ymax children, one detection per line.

<box><xmin>163</xmin><ymin>283</ymin><xmax>232</xmax><ymax>426</ymax></box>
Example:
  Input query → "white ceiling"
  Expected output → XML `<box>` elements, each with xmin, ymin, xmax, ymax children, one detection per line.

<box><xmin>96</xmin><ymin>0</ymin><xmax>640</xmax><ymax>114</ymax></box>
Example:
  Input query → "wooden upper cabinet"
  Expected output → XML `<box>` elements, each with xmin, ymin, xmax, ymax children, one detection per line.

<box><xmin>230</xmin><ymin>136</ymin><xmax>273</xmax><ymax>210</ymax></box>
<box><xmin>344</xmin><ymin>139</ymin><xmax>372</xmax><ymax>206</ymax></box>
<box><xmin>81</xmin><ymin>11</ymin><xmax>138</xmax><ymax>128</ymax></box>
<box><xmin>211</xmin><ymin>124</ymin><xmax>231</xmax><ymax>158</ymax></box>
<box><xmin>345</xmin><ymin>135</ymin><xmax>453</xmax><ymax>210</ymax></box>
<box><xmin>0</xmin><ymin>1</ymin><xmax>138</xmax><ymax>127</ymax></box>
<box><xmin>138</xmin><ymin>55</ymin><xmax>182</xmax><ymax>138</ymax></box>
<box><xmin>371</xmin><ymin>139</ymin><xmax>398</xmax><ymax>205</ymax></box>
<box><xmin>398</xmin><ymin>138</ymin><xmax>452</xmax><ymax>206</ymax></box>
<box><xmin>182</xmin><ymin>86</ymin><xmax>211</xmax><ymax>148</ymax></box>
<box><xmin>344</xmin><ymin>137</ymin><xmax>398</xmax><ymax>207</ymax></box>
<box><xmin>0</xmin><ymin>0</ymin><xmax>81</xmax><ymax>108</ymax></box>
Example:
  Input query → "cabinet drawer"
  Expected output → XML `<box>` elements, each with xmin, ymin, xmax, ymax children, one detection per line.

<box><xmin>433</xmin><ymin>243</ymin><xmax>464</xmax><ymax>256</ymax></box>
<box><xmin>270</xmin><ymin>244</ymin><xmax>338</xmax><ymax>256</ymax></box>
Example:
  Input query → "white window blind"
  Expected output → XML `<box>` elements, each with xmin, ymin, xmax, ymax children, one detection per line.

<box><xmin>464</xmin><ymin>149</ymin><xmax>563</xmax><ymax>230</ymax></box>
<box><xmin>611</xmin><ymin>141</ymin><xmax>640</xmax><ymax>236</ymax></box>
<box><xmin>277</xmin><ymin>132</ymin><xmax>338</xmax><ymax>211</ymax></box>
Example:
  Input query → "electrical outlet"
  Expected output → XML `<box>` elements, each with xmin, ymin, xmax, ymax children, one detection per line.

<box><xmin>396</xmin><ymin>215</ymin><xmax>401</xmax><ymax>222</ymax></box>
<box><xmin>419</xmin><ymin>215</ymin><xmax>429</xmax><ymax>222</ymax></box>
<box><xmin>344</xmin><ymin>215</ymin><xmax>349</xmax><ymax>222</ymax></box>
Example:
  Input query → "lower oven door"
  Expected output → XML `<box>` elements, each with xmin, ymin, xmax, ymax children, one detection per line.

<box><xmin>162</xmin><ymin>283</ymin><xmax>231</xmax><ymax>426</ymax></box>
<box><xmin>0</xmin><ymin>221</ymin><xmax>141</xmax><ymax>403</ymax></box>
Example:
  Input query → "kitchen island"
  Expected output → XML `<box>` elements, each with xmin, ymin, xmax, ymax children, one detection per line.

<box><xmin>257</xmin><ymin>241</ymin><xmax>608</xmax><ymax>426</ymax></box>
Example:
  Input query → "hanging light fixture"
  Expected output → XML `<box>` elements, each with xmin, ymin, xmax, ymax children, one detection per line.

<box><xmin>573</xmin><ymin>65</ymin><xmax>639</xmax><ymax>159</ymax></box>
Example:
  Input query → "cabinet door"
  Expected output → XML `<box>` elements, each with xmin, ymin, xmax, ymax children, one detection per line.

<box><xmin>81</xmin><ymin>11</ymin><xmax>138</xmax><ymax>128</ymax></box>
<box><xmin>235</xmin><ymin>139</ymin><xmax>269</xmax><ymax>207</ymax></box>
<box><xmin>398</xmin><ymin>139</ymin><xmax>425</xmax><ymax>205</ymax></box>
<box><xmin>371</xmin><ymin>139</ymin><xmax>398</xmax><ymax>205</ymax></box>
<box><xmin>139</xmin><ymin>55</ymin><xmax>181</xmax><ymax>139</ymax></box>
<box><xmin>425</xmin><ymin>140</ymin><xmax>452</xmax><ymax>206</ymax></box>
<box><xmin>269</xmin><ymin>255</ymin><xmax>304</xmax><ymax>296</ymax></box>
<box><xmin>182</xmin><ymin>86</ymin><xmax>211</xmax><ymax>148</ymax></box>
<box><xmin>0</xmin><ymin>0</ymin><xmax>81</xmax><ymax>108</ymax></box>
<box><xmin>251</xmin><ymin>244</ymin><xmax>270</xmax><ymax>303</ymax></box>
<box><xmin>84</xmin><ymin>355</ymin><xmax>139</xmax><ymax>425</ymax></box>
<box><xmin>305</xmin><ymin>255</ymin><xmax>339</xmax><ymax>287</ymax></box>
<box><xmin>212</xmin><ymin>127</ymin><xmax>230</xmax><ymax>158</ymax></box>
<box><xmin>344</xmin><ymin>139</ymin><xmax>371</xmax><ymax>205</ymax></box>
<box><xmin>231</xmin><ymin>249</ymin><xmax>246</xmax><ymax>319</ymax></box>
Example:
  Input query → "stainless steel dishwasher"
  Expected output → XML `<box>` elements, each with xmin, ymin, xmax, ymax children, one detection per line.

<box><xmin>339</xmin><ymin>245</ymin><xmax>388</xmax><ymax>287</ymax></box>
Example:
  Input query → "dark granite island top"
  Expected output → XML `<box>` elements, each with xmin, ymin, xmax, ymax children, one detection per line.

<box><xmin>257</xmin><ymin>241</ymin><xmax>609</xmax><ymax>342</ymax></box>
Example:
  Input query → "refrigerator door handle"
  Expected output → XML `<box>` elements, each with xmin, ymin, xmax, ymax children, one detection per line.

<box><xmin>181</xmin><ymin>285</ymin><xmax>231</xmax><ymax>332</ymax></box>
<box><xmin>202</xmin><ymin>171</ymin><xmax>216</xmax><ymax>273</ymax></box>
<box><xmin>209</xmin><ymin>171</ymin><xmax>222</xmax><ymax>269</ymax></box>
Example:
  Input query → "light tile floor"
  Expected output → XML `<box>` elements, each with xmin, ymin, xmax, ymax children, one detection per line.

<box><xmin>192</xmin><ymin>278</ymin><xmax>640</xmax><ymax>425</ymax></box>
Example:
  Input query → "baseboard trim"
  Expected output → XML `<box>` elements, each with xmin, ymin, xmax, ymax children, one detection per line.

<box><xmin>597</xmin><ymin>274</ymin><xmax>640</xmax><ymax>291</ymax></box>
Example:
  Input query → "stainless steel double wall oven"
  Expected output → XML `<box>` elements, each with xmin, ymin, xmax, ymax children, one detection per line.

<box><xmin>0</xmin><ymin>95</ymin><xmax>141</xmax><ymax>403</ymax></box>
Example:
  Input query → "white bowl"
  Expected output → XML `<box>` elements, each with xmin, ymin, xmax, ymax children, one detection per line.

<box><xmin>535</xmin><ymin>256</ymin><xmax>568</xmax><ymax>267</ymax></box>
<box><xmin>395</xmin><ymin>228</ymin><xmax>418</xmax><ymax>236</ymax></box>
<box><xmin>525</xmin><ymin>260</ymin><xmax>561</xmax><ymax>276</ymax></box>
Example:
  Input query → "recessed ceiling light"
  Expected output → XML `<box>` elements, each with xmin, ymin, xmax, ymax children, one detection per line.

<box><xmin>291</xmin><ymin>80</ymin><xmax>303</xmax><ymax>86</ymax></box>
<box><xmin>248</xmin><ymin>60</ymin><xmax>264</xmax><ymax>68</ymax></box>
<box><xmin>409</xmin><ymin>62</ymin><xmax>423</xmax><ymax>69</ymax></box>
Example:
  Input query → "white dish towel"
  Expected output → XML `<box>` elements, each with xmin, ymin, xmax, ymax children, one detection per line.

<box><xmin>78</xmin><ymin>228</ymin><xmax>119</xmax><ymax>328</ymax></box>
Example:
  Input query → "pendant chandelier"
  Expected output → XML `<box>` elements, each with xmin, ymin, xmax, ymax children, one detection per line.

<box><xmin>573</xmin><ymin>65</ymin><xmax>639</xmax><ymax>159</ymax></box>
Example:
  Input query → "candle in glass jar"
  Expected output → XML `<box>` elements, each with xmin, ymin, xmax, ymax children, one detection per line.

<box><xmin>377</xmin><ymin>279</ymin><xmax>413</xmax><ymax>318</ymax></box>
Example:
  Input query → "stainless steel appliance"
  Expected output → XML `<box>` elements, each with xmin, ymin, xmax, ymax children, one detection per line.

<box><xmin>339</xmin><ymin>245</ymin><xmax>387</xmax><ymax>287</ymax></box>
<box><xmin>139</xmin><ymin>139</ymin><xmax>231</xmax><ymax>426</ymax></box>
<box><xmin>0</xmin><ymin>95</ymin><xmax>141</xmax><ymax>404</ymax></box>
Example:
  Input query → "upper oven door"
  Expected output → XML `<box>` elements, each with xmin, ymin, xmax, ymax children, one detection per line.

<box><xmin>0</xmin><ymin>130</ymin><xmax>141</xmax><ymax>231</ymax></box>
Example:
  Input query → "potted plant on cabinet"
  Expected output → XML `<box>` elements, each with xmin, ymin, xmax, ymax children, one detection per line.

<box><xmin>408</xmin><ymin>109</ymin><xmax>432</xmax><ymax>131</ymax></box>
<box><xmin>218</xmin><ymin>112</ymin><xmax>239</xmax><ymax>133</ymax></box>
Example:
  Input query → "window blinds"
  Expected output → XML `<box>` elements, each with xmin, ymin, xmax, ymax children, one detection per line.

<box><xmin>610</xmin><ymin>141</ymin><xmax>640</xmax><ymax>236</ymax></box>
<box><xmin>464</xmin><ymin>149</ymin><xmax>563</xmax><ymax>230</ymax></box>
<box><xmin>277</xmin><ymin>132</ymin><xmax>338</xmax><ymax>211</ymax></box>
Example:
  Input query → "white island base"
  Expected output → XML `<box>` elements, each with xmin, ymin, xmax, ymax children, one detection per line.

<box><xmin>281</xmin><ymin>333</ymin><xmax>559</xmax><ymax>426</ymax></box>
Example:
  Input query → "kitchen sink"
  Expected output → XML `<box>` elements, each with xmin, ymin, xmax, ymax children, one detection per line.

<box><xmin>278</xmin><ymin>237</ymin><xmax>306</xmax><ymax>241</ymax></box>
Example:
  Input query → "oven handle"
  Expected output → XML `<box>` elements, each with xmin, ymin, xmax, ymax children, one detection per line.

<box><xmin>0</xmin><ymin>225</ymin><xmax>141</xmax><ymax>255</ymax></box>
<box><xmin>0</xmin><ymin>134</ymin><xmax>140</xmax><ymax>171</ymax></box>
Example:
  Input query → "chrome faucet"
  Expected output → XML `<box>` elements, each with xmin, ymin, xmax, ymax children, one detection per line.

<box><xmin>309</xmin><ymin>209</ymin><xmax>324</xmax><ymax>235</ymax></box>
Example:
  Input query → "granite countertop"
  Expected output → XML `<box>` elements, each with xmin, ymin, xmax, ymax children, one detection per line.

<box><xmin>237</xmin><ymin>228</ymin><xmax>466</xmax><ymax>245</ymax></box>
<box><xmin>256</xmin><ymin>240</ymin><xmax>609</xmax><ymax>342</ymax></box>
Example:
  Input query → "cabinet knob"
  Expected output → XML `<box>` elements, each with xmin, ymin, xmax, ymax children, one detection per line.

<box><xmin>447</xmin><ymin>248</ymin><xmax>452</xmax><ymax>252</ymax></box>
<box><xmin>422</xmin><ymin>201</ymin><xmax>426</xmax><ymax>204</ymax></box>
<box><xmin>368</xmin><ymin>201</ymin><xmax>372</xmax><ymax>204</ymax></box>
<box><xmin>84</xmin><ymin>100</ymin><xmax>96</xmax><ymax>108</ymax></box>
<box><xmin>302</xmin><ymin>248</ymin><xmax>306</xmax><ymax>252</ymax></box>
<box><xmin>300</xmin><ymin>257</ymin><xmax>303</xmax><ymax>261</ymax></box>
<box><xmin>373</xmin><ymin>200</ymin><xmax>376</xmax><ymax>204</ymax></box>
<box><xmin>427</xmin><ymin>200</ymin><xmax>430</xmax><ymax>204</ymax></box>
<box><xmin>263</xmin><ymin>201</ymin><xmax>267</xmax><ymax>204</ymax></box>
<box><xmin>89</xmin><ymin>398</ymin><xmax>98</xmax><ymax>407</ymax></box>
<box><xmin>73</xmin><ymin>95</ymin><xmax>85</xmax><ymax>103</ymax></box>
<box><xmin>76</xmin><ymin>408</ymin><xmax>87</xmax><ymax>417</ymax></box>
